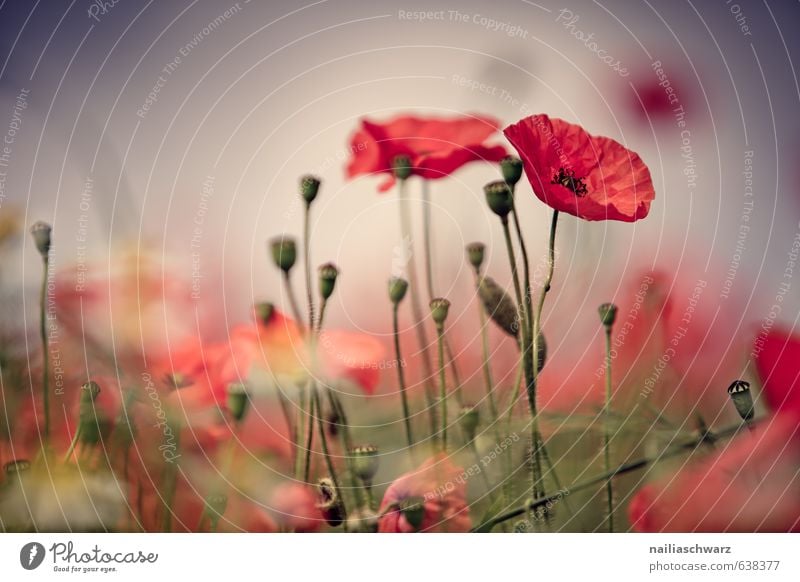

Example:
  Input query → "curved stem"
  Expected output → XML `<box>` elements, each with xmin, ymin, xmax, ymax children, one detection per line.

<box><xmin>283</xmin><ymin>271</ymin><xmax>304</xmax><ymax>330</ymax></box>
<box><xmin>39</xmin><ymin>256</ymin><xmax>51</xmax><ymax>448</ymax></box>
<box><xmin>393</xmin><ymin>304</ymin><xmax>414</xmax><ymax>450</ymax></box>
<box><xmin>302</xmin><ymin>382</ymin><xmax>315</xmax><ymax>483</ymax></box>
<box><xmin>603</xmin><ymin>326</ymin><xmax>614</xmax><ymax>532</ymax></box>
<box><xmin>397</xmin><ymin>178</ymin><xmax>438</xmax><ymax>442</ymax></box>
<box><xmin>311</xmin><ymin>383</ymin><xmax>346</xmax><ymax>521</ymax></box>
<box><xmin>475</xmin><ymin>419</ymin><xmax>751</xmax><ymax>532</ymax></box>
<box><xmin>436</xmin><ymin>325</ymin><xmax>448</xmax><ymax>452</ymax></box>
<box><xmin>304</xmin><ymin>202</ymin><xmax>315</xmax><ymax>332</ymax></box>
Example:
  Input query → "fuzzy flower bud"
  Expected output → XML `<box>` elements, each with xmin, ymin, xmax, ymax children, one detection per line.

<box><xmin>478</xmin><ymin>276</ymin><xmax>519</xmax><ymax>337</ymax></box>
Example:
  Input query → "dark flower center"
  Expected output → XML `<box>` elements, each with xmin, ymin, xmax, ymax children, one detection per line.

<box><xmin>551</xmin><ymin>167</ymin><xmax>588</xmax><ymax>197</ymax></box>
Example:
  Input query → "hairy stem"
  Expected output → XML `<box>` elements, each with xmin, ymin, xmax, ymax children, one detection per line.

<box><xmin>393</xmin><ymin>303</ymin><xmax>414</xmax><ymax>450</ymax></box>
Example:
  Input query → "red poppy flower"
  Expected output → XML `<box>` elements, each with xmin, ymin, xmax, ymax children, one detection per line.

<box><xmin>378</xmin><ymin>454</ymin><xmax>471</xmax><ymax>532</ymax></box>
<box><xmin>755</xmin><ymin>326</ymin><xmax>800</xmax><ymax>415</ymax></box>
<box><xmin>628</xmin><ymin>412</ymin><xmax>800</xmax><ymax>532</ymax></box>
<box><xmin>504</xmin><ymin>114</ymin><xmax>655</xmax><ymax>221</ymax></box>
<box><xmin>346</xmin><ymin>114</ymin><xmax>508</xmax><ymax>192</ymax></box>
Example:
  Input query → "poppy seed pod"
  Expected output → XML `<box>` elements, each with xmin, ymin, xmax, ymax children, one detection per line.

<box><xmin>484</xmin><ymin>180</ymin><xmax>513</xmax><ymax>218</ymax></box>
<box><xmin>351</xmin><ymin>444</ymin><xmax>379</xmax><ymax>483</ymax></box>
<box><xmin>727</xmin><ymin>380</ymin><xmax>754</xmax><ymax>422</ymax></box>
<box><xmin>392</xmin><ymin>154</ymin><xmax>413</xmax><ymax>181</ymax></box>
<box><xmin>598</xmin><ymin>303</ymin><xmax>618</xmax><ymax>328</ymax></box>
<box><xmin>255</xmin><ymin>301</ymin><xmax>275</xmax><ymax>325</ymax></box>
<box><xmin>388</xmin><ymin>277</ymin><xmax>408</xmax><ymax>304</ymax></box>
<box><xmin>478</xmin><ymin>277</ymin><xmax>519</xmax><ymax>337</ymax></box>
<box><xmin>459</xmin><ymin>405</ymin><xmax>480</xmax><ymax>442</ymax></box>
<box><xmin>501</xmin><ymin>156</ymin><xmax>523</xmax><ymax>186</ymax></box>
<box><xmin>270</xmin><ymin>237</ymin><xmax>297</xmax><ymax>273</ymax></box>
<box><xmin>429</xmin><ymin>298</ymin><xmax>451</xmax><ymax>328</ymax></box>
<box><xmin>300</xmin><ymin>174</ymin><xmax>321</xmax><ymax>205</ymax></box>
<box><xmin>316</xmin><ymin>477</ymin><xmax>345</xmax><ymax>527</ymax></box>
<box><xmin>466</xmin><ymin>242</ymin><xmax>485</xmax><ymax>271</ymax></box>
<box><xmin>399</xmin><ymin>496</ymin><xmax>426</xmax><ymax>531</ymax></box>
<box><xmin>29</xmin><ymin>221</ymin><xmax>52</xmax><ymax>257</ymax></box>
<box><xmin>318</xmin><ymin>263</ymin><xmax>339</xmax><ymax>300</ymax></box>
<box><xmin>226</xmin><ymin>382</ymin><xmax>250</xmax><ymax>423</ymax></box>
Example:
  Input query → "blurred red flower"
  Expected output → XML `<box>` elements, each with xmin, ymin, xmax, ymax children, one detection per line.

<box><xmin>755</xmin><ymin>326</ymin><xmax>800</xmax><ymax>415</ymax></box>
<box><xmin>378</xmin><ymin>454</ymin><xmax>471</xmax><ymax>532</ymax></box>
<box><xmin>346</xmin><ymin>114</ymin><xmax>508</xmax><ymax>192</ymax></box>
<box><xmin>504</xmin><ymin>114</ymin><xmax>655</xmax><ymax>221</ymax></box>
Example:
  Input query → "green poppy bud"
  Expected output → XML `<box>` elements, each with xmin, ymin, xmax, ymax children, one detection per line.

<box><xmin>392</xmin><ymin>155</ymin><xmax>413</xmax><ymax>181</ymax></box>
<box><xmin>300</xmin><ymin>175</ymin><xmax>321</xmax><ymax>205</ymax></box>
<box><xmin>727</xmin><ymin>380</ymin><xmax>754</xmax><ymax>422</ymax></box>
<box><xmin>29</xmin><ymin>221</ymin><xmax>52</xmax><ymax>257</ymax></box>
<box><xmin>429</xmin><ymin>297</ymin><xmax>451</xmax><ymax>328</ymax></box>
<box><xmin>598</xmin><ymin>303</ymin><xmax>618</xmax><ymax>328</ymax></box>
<box><xmin>484</xmin><ymin>181</ymin><xmax>513</xmax><ymax>218</ymax></box>
<box><xmin>388</xmin><ymin>277</ymin><xmax>409</xmax><ymax>304</ymax></box>
<box><xmin>501</xmin><ymin>156</ymin><xmax>523</xmax><ymax>186</ymax></box>
<box><xmin>478</xmin><ymin>277</ymin><xmax>519</xmax><ymax>337</ymax></box>
<box><xmin>270</xmin><ymin>237</ymin><xmax>297</xmax><ymax>273</ymax></box>
<box><xmin>255</xmin><ymin>301</ymin><xmax>274</xmax><ymax>325</ymax></box>
<box><xmin>466</xmin><ymin>242</ymin><xmax>485</xmax><ymax>271</ymax></box>
<box><xmin>226</xmin><ymin>382</ymin><xmax>250</xmax><ymax>423</ymax></box>
<box><xmin>399</xmin><ymin>496</ymin><xmax>426</xmax><ymax>531</ymax></box>
<box><xmin>318</xmin><ymin>263</ymin><xmax>339</xmax><ymax>300</ymax></box>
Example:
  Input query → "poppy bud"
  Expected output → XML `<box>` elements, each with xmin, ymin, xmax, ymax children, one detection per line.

<box><xmin>316</xmin><ymin>477</ymin><xmax>344</xmax><ymax>527</ymax></box>
<box><xmin>399</xmin><ymin>496</ymin><xmax>426</xmax><ymax>531</ymax></box>
<box><xmin>598</xmin><ymin>303</ymin><xmax>618</xmax><ymax>328</ymax></box>
<box><xmin>478</xmin><ymin>277</ymin><xmax>519</xmax><ymax>337</ymax></box>
<box><xmin>81</xmin><ymin>380</ymin><xmax>101</xmax><ymax>403</ymax></box>
<box><xmin>255</xmin><ymin>301</ymin><xmax>274</xmax><ymax>325</ymax></box>
<box><xmin>4</xmin><ymin>459</ymin><xmax>30</xmax><ymax>479</ymax></box>
<box><xmin>429</xmin><ymin>297</ymin><xmax>450</xmax><ymax>329</ymax></box>
<box><xmin>459</xmin><ymin>405</ymin><xmax>480</xmax><ymax>442</ymax></box>
<box><xmin>388</xmin><ymin>277</ymin><xmax>408</xmax><ymax>304</ymax></box>
<box><xmin>501</xmin><ymin>156</ymin><xmax>523</xmax><ymax>186</ymax></box>
<box><xmin>484</xmin><ymin>181</ymin><xmax>513</xmax><ymax>218</ymax></box>
<box><xmin>226</xmin><ymin>382</ymin><xmax>250</xmax><ymax>423</ymax></box>
<box><xmin>318</xmin><ymin>263</ymin><xmax>339</xmax><ymax>300</ymax></box>
<box><xmin>466</xmin><ymin>242</ymin><xmax>485</xmax><ymax>271</ymax></box>
<box><xmin>29</xmin><ymin>221</ymin><xmax>52</xmax><ymax>257</ymax></box>
<box><xmin>727</xmin><ymin>380</ymin><xmax>754</xmax><ymax>422</ymax></box>
<box><xmin>270</xmin><ymin>236</ymin><xmax>297</xmax><ymax>273</ymax></box>
<box><xmin>351</xmin><ymin>444</ymin><xmax>379</xmax><ymax>483</ymax></box>
<box><xmin>346</xmin><ymin>507</ymin><xmax>378</xmax><ymax>533</ymax></box>
<box><xmin>300</xmin><ymin>174</ymin><xmax>321</xmax><ymax>205</ymax></box>
<box><xmin>392</xmin><ymin>155</ymin><xmax>413</xmax><ymax>181</ymax></box>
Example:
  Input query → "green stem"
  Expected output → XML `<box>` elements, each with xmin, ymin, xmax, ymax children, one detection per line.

<box><xmin>304</xmin><ymin>202</ymin><xmax>315</xmax><ymax>332</ymax></box>
<box><xmin>509</xmin><ymin>185</ymin><xmax>533</xmax><ymax>333</ymax></box>
<box><xmin>283</xmin><ymin>271</ymin><xmax>304</xmax><ymax>329</ymax></box>
<box><xmin>603</xmin><ymin>326</ymin><xmax>614</xmax><ymax>532</ymax></box>
<box><xmin>393</xmin><ymin>304</ymin><xmax>414</xmax><ymax>450</ymax></box>
<box><xmin>302</xmin><ymin>382</ymin><xmax>315</xmax><ymax>483</ymax></box>
<box><xmin>397</xmin><ymin>178</ymin><xmax>438</xmax><ymax>443</ymax></box>
<box><xmin>316</xmin><ymin>298</ymin><xmax>328</xmax><ymax>334</ymax></box>
<box><xmin>39</xmin><ymin>255</ymin><xmax>51</xmax><ymax>448</ymax></box>
<box><xmin>62</xmin><ymin>426</ymin><xmax>81</xmax><ymax>462</ymax></box>
<box><xmin>473</xmin><ymin>268</ymin><xmax>501</xmax><ymax>441</ymax></box>
<box><xmin>475</xmin><ymin>419</ymin><xmax>752</xmax><ymax>532</ymax></box>
<box><xmin>436</xmin><ymin>325</ymin><xmax>448</xmax><ymax>452</ymax></box>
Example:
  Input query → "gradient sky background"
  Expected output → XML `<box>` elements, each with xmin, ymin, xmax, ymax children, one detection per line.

<box><xmin>2</xmin><ymin>1</ymin><xmax>799</xmax><ymax>406</ymax></box>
